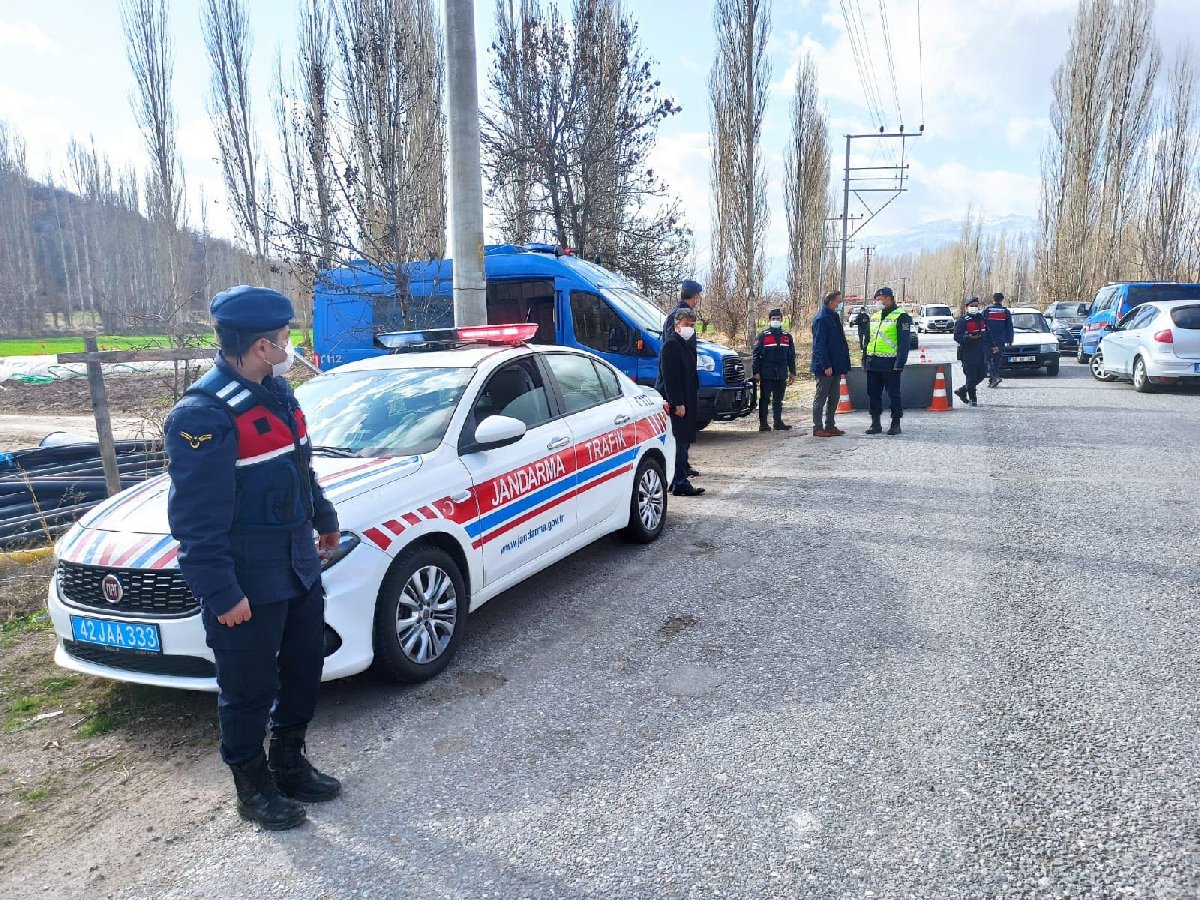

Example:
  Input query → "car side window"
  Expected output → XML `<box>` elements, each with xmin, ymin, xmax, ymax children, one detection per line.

<box><xmin>544</xmin><ymin>353</ymin><xmax>610</xmax><ymax>414</ymax></box>
<box><xmin>467</xmin><ymin>358</ymin><xmax>552</xmax><ymax>436</ymax></box>
<box><xmin>571</xmin><ymin>292</ymin><xmax>632</xmax><ymax>355</ymax></box>
<box><xmin>1131</xmin><ymin>306</ymin><xmax>1158</xmax><ymax>330</ymax></box>
<box><xmin>593</xmin><ymin>359</ymin><xmax>624</xmax><ymax>400</ymax></box>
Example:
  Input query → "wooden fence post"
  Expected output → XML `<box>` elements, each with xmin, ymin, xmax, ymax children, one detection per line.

<box><xmin>83</xmin><ymin>336</ymin><xmax>123</xmax><ymax>498</ymax></box>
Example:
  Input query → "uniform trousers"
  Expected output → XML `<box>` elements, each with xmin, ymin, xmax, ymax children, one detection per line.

<box><xmin>758</xmin><ymin>378</ymin><xmax>787</xmax><ymax>425</ymax></box>
<box><xmin>962</xmin><ymin>362</ymin><xmax>987</xmax><ymax>401</ymax></box>
<box><xmin>866</xmin><ymin>368</ymin><xmax>904</xmax><ymax>421</ymax></box>
<box><xmin>202</xmin><ymin>581</ymin><xmax>326</xmax><ymax>765</ymax></box>
<box><xmin>987</xmin><ymin>348</ymin><xmax>1003</xmax><ymax>380</ymax></box>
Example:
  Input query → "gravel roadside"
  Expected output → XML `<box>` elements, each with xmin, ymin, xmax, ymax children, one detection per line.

<box><xmin>6</xmin><ymin>349</ymin><xmax>1197</xmax><ymax>899</ymax></box>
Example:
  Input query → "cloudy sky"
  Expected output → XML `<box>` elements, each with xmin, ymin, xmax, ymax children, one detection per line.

<box><xmin>2</xmin><ymin>0</ymin><xmax>1198</xmax><ymax>271</ymax></box>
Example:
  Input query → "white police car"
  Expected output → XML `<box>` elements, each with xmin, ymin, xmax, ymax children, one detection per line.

<box><xmin>46</xmin><ymin>325</ymin><xmax>673</xmax><ymax>690</ymax></box>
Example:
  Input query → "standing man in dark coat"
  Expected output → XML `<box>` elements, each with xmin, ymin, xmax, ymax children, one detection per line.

<box><xmin>863</xmin><ymin>286</ymin><xmax>913</xmax><ymax>435</ymax></box>
<box><xmin>852</xmin><ymin>306</ymin><xmax>871</xmax><ymax>353</ymax></box>
<box><xmin>810</xmin><ymin>290</ymin><xmax>852</xmax><ymax>437</ymax></box>
<box><xmin>983</xmin><ymin>292</ymin><xmax>1014</xmax><ymax>387</ymax></box>
<box><xmin>662</xmin><ymin>279</ymin><xmax>704</xmax><ymax>342</ymax></box>
<box><xmin>752</xmin><ymin>308</ymin><xmax>796</xmax><ymax>432</ymax></box>
<box><xmin>658</xmin><ymin>307</ymin><xmax>704</xmax><ymax>497</ymax></box>
<box><xmin>954</xmin><ymin>296</ymin><xmax>990</xmax><ymax>406</ymax></box>
<box><xmin>165</xmin><ymin>286</ymin><xmax>342</xmax><ymax>831</ymax></box>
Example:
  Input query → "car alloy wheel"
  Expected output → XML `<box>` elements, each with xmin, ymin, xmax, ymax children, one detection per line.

<box><xmin>372</xmin><ymin>544</ymin><xmax>468</xmax><ymax>683</ymax></box>
<box><xmin>1132</xmin><ymin>357</ymin><xmax>1153</xmax><ymax>393</ymax></box>
<box><xmin>1089</xmin><ymin>350</ymin><xmax>1116</xmax><ymax>382</ymax></box>
<box><xmin>624</xmin><ymin>455</ymin><xmax>668</xmax><ymax>544</ymax></box>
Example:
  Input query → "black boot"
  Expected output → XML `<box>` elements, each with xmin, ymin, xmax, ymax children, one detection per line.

<box><xmin>866</xmin><ymin>417</ymin><xmax>883</xmax><ymax>434</ymax></box>
<box><xmin>954</xmin><ymin>386</ymin><xmax>968</xmax><ymax>404</ymax></box>
<box><xmin>774</xmin><ymin>421</ymin><xmax>792</xmax><ymax>431</ymax></box>
<box><xmin>269</xmin><ymin>725</ymin><xmax>342</xmax><ymax>803</ymax></box>
<box><xmin>758</xmin><ymin>422</ymin><xmax>772</xmax><ymax>432</ymax></box>
<box><xmin>887</xmin><ymin>418</ymin><xmax>902</xmax><ymax>435</ymax></box>
<box><xmin>230</xmin><ymin>749</ymin><xmax>306</xmax><ymax>831</ymax></box>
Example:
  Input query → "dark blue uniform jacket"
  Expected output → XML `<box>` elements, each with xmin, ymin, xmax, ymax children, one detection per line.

<box><xmin>165</xmin><ymin>357</ymin><xmax>338</xmax><ymax>617</ymax></box>
<box><xmin>753</xmin><ymin>327</ymin><xmax>797</xmax><ymax>381</ymax></box>
<box><xmin>983</xmin><ymin>303</ymin><xmax>1014</xmax><ymax>347</ymax></box>
<box><xmin>954</xmin><ymin>312</ymin><xmax>992</xmax><ymax>365</ymax></box>
<box><xmin>810</xmin><ymin>306</ymin><xmax>851</xmax><ymax>376</ymax></box>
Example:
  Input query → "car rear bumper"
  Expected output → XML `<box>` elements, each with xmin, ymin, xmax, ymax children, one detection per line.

<box><xmin>1144</xmin><ymin>357</ymin><xmax>1200</xmax><ymax>379</ymax></box>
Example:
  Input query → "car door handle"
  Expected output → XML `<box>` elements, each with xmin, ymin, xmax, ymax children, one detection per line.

<box><xmin>614</xmin><ymin>414</ymin><xmax>631</xmax><ymax>426</ymax></box>
<box><xmin>546</xmin><ymin>436</ymin><xmax>570</xmax><ymax>451</ymax></box>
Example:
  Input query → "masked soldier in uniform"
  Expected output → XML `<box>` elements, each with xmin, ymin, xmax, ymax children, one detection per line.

<box><xmin>165</xmin><ymin>286</ymin><xmax>342</xmax><ymax>831</ymax></box>
<box><xmin>863</xmin><ymin>286</ymin><xmax>913</xmax><ymax>435</ymax></box>
<box><xmin>983</xmin><ymin>292</ymin><xmax>1014</xmax><ymax>387</ymax></box>
<box><xmin>954</xmin><ymin>296</ymin><xmax>990</xmax><ymax>406</ymax></box>
<box><xmin>752</xmin><ymin>308</ymin><xmax>797</xmax><ymax>432</ymax></box>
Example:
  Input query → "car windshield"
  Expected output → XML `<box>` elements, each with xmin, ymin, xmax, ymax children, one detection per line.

<box><xmin>1012</xmin><ymin>313</ymin><xmax>1050</xmax><ymax>333</ymax></box>
<box><xmin>295</xmin><ymin>367</ymin><xmax>473</xmax><ymax>457</ymax></box>
<box><xmin>925</xmin><ymin>306</ymin><xmax>952</xmax><ymax>316</ymax></box>
<box><xmin>1127</xmin><ymin>284</ymin><xmax>1200</xmax><ymax>305</ymax></box>
<box><xmin>1051</xmin><ymin>302</ymin><xmax>1089</xmax><ymax>319</ymax></box>
<box><xmin>605</xmin><ymin>286</ymin><xmax>668</xmax><ymax>333</ymax></box>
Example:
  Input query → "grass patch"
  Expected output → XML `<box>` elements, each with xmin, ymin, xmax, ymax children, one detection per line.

<box><xmin>77</xmin><ymin>712</ymin><xmax>119</xmax><ymax>739</ymax></box>
<box><xmin>39</xmin><ymin>676</ymin><xmax>80</xmax><ymax>696</ymax></box>
<box><xmin>0</xmin><ymin>334</ymin><xmax>219</xmax><ymax>357</ymax></box>
<box><xmin>19</xmin><ymin>787</ymin><xmax>49</xmax><ymax>803</ymax></box>
<box><xmin>0</xmin><ymin>610</ymin><xmax>51</xmax><ymax>648</ymax></box>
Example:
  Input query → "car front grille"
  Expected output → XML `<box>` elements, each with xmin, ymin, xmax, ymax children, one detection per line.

<box><xmin>63</xmin><ymin>640</ymin><xmax>215</xmax><ymax>679</ymax></box>
<box><xmin>723</xmin><ymin>357</ymin><xmax>747</xmax><ymax>385</ymax></box>
<box><xmin>57</xmin><ymin>562</ymin><xmax>199</xmax><ymax>618</ymax></box>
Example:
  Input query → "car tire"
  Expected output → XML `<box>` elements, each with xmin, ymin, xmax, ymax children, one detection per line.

<box><xmin>696</xmin><ymin>417</ymin><xmax>712</xmax><ymax>431</ymax></box>
<box><xmin>1132</xmin><ymin>356</ymin><xmax>1154</xmax><ymax>393</ymax></box>
<box><xmin>623</xmin><ymin>454</ymin><xmax>667</xmax><ymax>544</ymax></box>
<box><xmin>1089</xmin><ymin>350</ymin><xmax>1118</xmax><ymax>383</ymax></box>
<box><xmin>1046</xmin><ymin>359</ymin><xmax>1060</xmax><ymax>376</ymax></box>
<box><xmin>1076</xmin><ymin>344</ymin><xmax>1091</xmax><ymax>364</ymax></box>
<box><xmin>372</xmin><ymin>543</ymin><xmax>468</xmax><ymax>683</ymax></box>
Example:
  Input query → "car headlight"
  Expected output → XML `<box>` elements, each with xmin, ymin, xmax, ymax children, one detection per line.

<box><xmin>697</xmin><ymin>354</ymin><xmax>716</xmax><ymax>373</ymax></box>
<box><xmin>1041</xmin><ymin>344</ymin><xmax>1058</xmax><ymax>354</ymax></box>
<box><xmin>320</xmin><ymin>531</ymin><xmax>361</xmax><ymax>570</ymax></box>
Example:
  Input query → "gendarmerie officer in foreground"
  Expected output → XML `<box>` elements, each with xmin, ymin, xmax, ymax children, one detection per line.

<box><xmin>752</xmin><ymin>308</ymin><xmax>796</xmax><ymax>432</ymax></box>
<box><xmin>862</xmin><ymin>286</ymin><xmax>913</xmax><ymax>435</ymax></box>
<box><xmin>954</xmin><ymin>296</ymin><xmax>990</xmax><ymax>406</ymax></box>
<box><xmin>165</xmin><ymin>286</ymin><xmax>342</xmax><ymax>831</ymax></box>
<box><xmin>983</xmin><ymin>291</ymin><xmax>1014</xmax><ymax>388</ymax></box>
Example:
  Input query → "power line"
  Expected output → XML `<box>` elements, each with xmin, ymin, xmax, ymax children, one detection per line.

<box><xmin>877</xmin><ymin>0</ymin><xmax>903</xmax><ymax>128</ymax></box>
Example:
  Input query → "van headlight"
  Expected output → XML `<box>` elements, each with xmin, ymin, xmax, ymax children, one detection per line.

<box><xmin>320</xmin><ymin>532</ymin><xmax>360</xmax><ymax>570</ymax></box>
<box><xmin>697</xmin><ymin>355</ymin><xmax>716</xmax><ymax>373</ymax></box>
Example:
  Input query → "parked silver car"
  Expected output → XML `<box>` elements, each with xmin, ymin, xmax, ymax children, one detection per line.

<box><xmin>1092</xmin><ymin>300</ymin><xmax>1200</xmax><ymax>391</ymax></box>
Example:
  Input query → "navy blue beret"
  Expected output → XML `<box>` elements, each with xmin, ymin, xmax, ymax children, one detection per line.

<box><xmin>873</xmin><ymin>286</ymin><xmax>894</xmax><ymax>298</ymax></box>
<box><xmin>681</xmin><ymin>279</ymin><xmax>703</xmax><ymax>298</ymax></box>
<box><xmin>210</xmin><ymin>285</ymin><xmax>295</xmax><ymax>333</ymax></box>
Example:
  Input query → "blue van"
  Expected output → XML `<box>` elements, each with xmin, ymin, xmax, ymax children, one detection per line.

<box><xmin>312</xmin><ymin>244</ymin><xmax>755</xmax><ymax>428</ymax></box>
<box><xmin>1078</xmin><ymin>282</ymin><xmax>1200</xmax><ymax>362</ymax></box>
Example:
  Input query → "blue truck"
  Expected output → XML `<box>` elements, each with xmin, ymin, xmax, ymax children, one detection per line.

<box><xmin>312</xmin><ymin>244</ymin><xmax>755</xmax><ymax>428</ymax></box>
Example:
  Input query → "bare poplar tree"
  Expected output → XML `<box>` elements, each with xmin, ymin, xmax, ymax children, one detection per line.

<box><xmin>121</xmin><ymin>0</ymin><xmax>187</xmax><ymax>326</ymax></box>
<box><xmin>710</xmin><ymin>0</ymin><xmax>771</xmax><ymax>346</ymax></box>
<box><xmin>202</xmin><ymin>0</ymin><xmax>266</xmax><ymax>271</ymax></box>
<box><xmin>1140</xmin><ymin>46</ymin><xmax>1199</xmax><ymax>279</ymax></box>
<box><xmin>782</xmin><ymin>51</ymin><xmax>830</xmax><ymax>327</ymax></box>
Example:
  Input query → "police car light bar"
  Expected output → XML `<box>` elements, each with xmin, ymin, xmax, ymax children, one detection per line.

<box><xmin>376</xmin><ymin>323</ymin><xmax>538</xmax><ymax>351</ymax></box>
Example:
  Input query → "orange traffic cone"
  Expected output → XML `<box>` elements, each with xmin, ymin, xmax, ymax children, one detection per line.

<box><xmin>927</xmin><ymin>366</ymin><xmax>953</xmax><ymax>412</ymax></box>
<box><xmin>836</xmin><ymin>374</ymin><xmax>854</xmax><ymax>413</ymax></box>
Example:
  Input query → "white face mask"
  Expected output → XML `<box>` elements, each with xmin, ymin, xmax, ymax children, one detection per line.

<box><xmin>678</xmin><ymin>326</ymin><xmax>695</xmax><ymax>341</ymax></box>
<box><xmin>770</xmin><ymin>319</ymin><xmax>782</xmax><ymax>329</ymax></box>
<box><xmin>967</xmin><ymin>307</ymin><xmax>980</xmax><ymax>315</ymax></box>
<box><xmin>871</xmin><ymin>302</ymin><xmax>884</xmax><ymax>311</ymax></box>
<box><xmin>267</xmin><ymin>339</ymin><xmax>295</xmax><ymax>377</ymax></box>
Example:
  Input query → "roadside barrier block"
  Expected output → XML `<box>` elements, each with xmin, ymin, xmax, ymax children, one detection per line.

<box><xmin>844</xmin><ymin>364</ymin><xmax>955</xmax><ymax>410</ymax></box>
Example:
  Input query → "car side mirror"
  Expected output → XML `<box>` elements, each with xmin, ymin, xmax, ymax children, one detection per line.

<box><xmin>465</xmin><ymin>415</ymin><xmax>527</xmax><ymax>453</ymax></box>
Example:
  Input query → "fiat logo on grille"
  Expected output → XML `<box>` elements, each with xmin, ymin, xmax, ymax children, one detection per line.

<box><xmin>101</xmin><ymin>574</ymin><xmax>124</xmax><ymax>604</ymax></box>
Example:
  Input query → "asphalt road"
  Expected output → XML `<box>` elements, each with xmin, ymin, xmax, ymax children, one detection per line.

<box><xmin>17</xmin><ymin>336</ymin><xmax>1200</xmax><ymax>899</ymax></box>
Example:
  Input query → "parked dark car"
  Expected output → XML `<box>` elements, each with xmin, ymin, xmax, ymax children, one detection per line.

<box><xmin>1043</xmin><ymin>301</ymin><xmax>1089</xmax><ymax>354</ymax></box>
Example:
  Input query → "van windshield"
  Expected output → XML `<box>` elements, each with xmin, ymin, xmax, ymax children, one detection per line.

<box><xmin>925</xmin><ymin>306</ymin><xmax>952</xmax><ymax>317</ymax></box>
<box><xmin>604</xmin><ymin>287</ymin><xmax>668</xmax><ymax>334</ymax></box>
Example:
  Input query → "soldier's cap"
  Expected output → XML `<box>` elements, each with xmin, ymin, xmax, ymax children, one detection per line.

<box><xmin>210</xmin><ymin>285</ymin><xmax>295</xmax><ymax>333</ymax></box>
<box><xmin>966</xmin><ymin>296</ymin><xmax>981</xmax><ymax>305</ymax></box>
<box><xmin>768</xmin><ymin>308</ymin><xmax>783</xmax><ymax>319</ymax></box>
<box><xmin>681</xmin><ymin>279</ymin><xmax>703</xmax><ymax>299</ymax></box>
<box><xmin>873</xmin><ymin>286</ymin><xmax>894</xmax><ymax>298</ymax></box>
<box><xmin>992</xmin><ymin>292</ymin><xmax>1004</xmax><ymax>301</ymax></box>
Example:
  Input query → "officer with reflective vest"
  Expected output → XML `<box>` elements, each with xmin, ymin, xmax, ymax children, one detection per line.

<box><xmin>752</xmin><ymin>308</ymin><xmax>796</xmax><ymax>431</ymax></box>
<box><xmin>165</xmin><ymin>286</ymin><xmax>341</xmax><ymax>831</ymax></box>
<box><xmin>954</xmin><ymin>296</ymin><xmax>990</xmax><ymax>406</ymax></box>
<box><xmin>863</xmin><ymin>286</ymin><xmax>913</xmax><ymax>435</ymax></box>
<box><xmin>983</xmin><ymin>291</ymin><xmax>1014</xmax><ymax>387</ymax></box>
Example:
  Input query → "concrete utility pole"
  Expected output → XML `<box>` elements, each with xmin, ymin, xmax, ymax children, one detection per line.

<box><xmin>444</xmin><ymin>0</ymin><xmax>487</xmax><ymax>326</ymax></box>
<box><xmin>863</xmin><ymin>246</ymin><xmax>876</xmax><ymax>304</ymax></box>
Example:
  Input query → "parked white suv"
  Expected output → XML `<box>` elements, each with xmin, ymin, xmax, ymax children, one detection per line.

<box><xmin>916</xmin><ymin>304</ymin><xmax>955</xmax><ymax>333</ymax></box>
